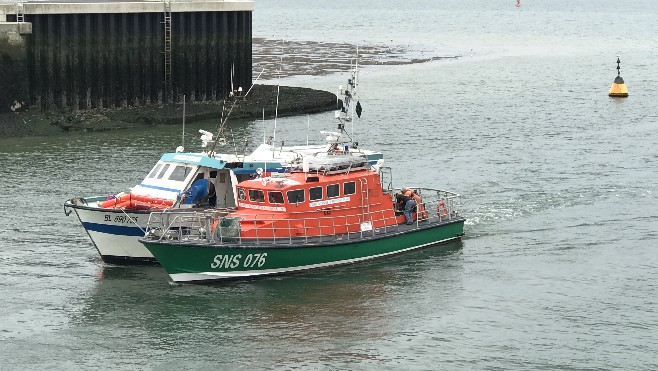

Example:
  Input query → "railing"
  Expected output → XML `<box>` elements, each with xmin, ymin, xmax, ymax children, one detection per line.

<box><xmin>405</xmin><ymin>187</ymin><xmax>462</xmax><ymax>222</ymax></box>
<box><xmin>143</xmin><ymin>188</ymin><xmax>461</xmax><ymax>246</ymax></box>
<box><xmin>145</xmin><ymin>207</ymin><xmax>235</xmax><ymax>240</ymax></box>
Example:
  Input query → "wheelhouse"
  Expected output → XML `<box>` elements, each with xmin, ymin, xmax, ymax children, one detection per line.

<box><xmin>236</xmin><ymin>164</ymin><xmax>378</xmax><ymax>212</ymax></box>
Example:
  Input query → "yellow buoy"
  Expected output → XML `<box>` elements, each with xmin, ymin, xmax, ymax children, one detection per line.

<box><xmin>609</xmin><ymin>57</ymin><xmax>629</xmax><ymax>97</ymax></box>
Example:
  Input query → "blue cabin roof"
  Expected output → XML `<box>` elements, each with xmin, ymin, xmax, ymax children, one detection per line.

<box><xmin>160</xmin><ymin>153</ymin><xmax>229</xmax><ymax>169</ymax></box>
<box><xmin>160</xmin><ymin>152</ymin><xmax>286</xmax><ymax>173</ymax></box>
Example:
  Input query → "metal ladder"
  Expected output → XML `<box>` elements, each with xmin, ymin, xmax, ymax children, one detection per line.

<box><xmin>162</xmin><ymin>0</ymin><xmax>172</xmax><ymax>100</ymax></box>
<box><xmin>16</xmin><ymin>3</ymin><xmax>25</xmax><ymax>23</ymax></box>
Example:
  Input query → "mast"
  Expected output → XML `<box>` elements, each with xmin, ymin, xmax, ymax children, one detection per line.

<box><xmin>273</xmin><ymin>84</ymin><xmax>280</xmax><ymax>158</ymax></box>
<box><xmin>181</xmin><ymin>95</ymin><xmax>186</xmax><ymax>151</ymax></box>
<box><xmin>334</xmin><ymin>48</ymin><xmax>362</xmax><ymax>150</ymax></box>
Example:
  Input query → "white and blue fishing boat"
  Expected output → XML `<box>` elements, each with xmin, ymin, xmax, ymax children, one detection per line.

<box><xmin>65</xmin><ymin>63</ymin><xmax>379</xmax><ymax>264</ymax></box>
<box><xmin>64</xmin><ymin>127</ymin><xmax>382</xmax><ymax>264</ymax></box>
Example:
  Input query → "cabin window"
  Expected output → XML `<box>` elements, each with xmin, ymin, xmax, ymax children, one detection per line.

<box><xmin>344</xmin><ymin>181</ymin><xmax>356</xmax><ymax>195</ymax></box>
<box><xmin>309</xmin><ymin>186</ymin><xmax>323</xmax><ymax>201</ymax></box>
<box><xmin>249</xmin><ymin>189</ymin><xmax>265</xmax><ymax>203</ymax></box>
<box><xmin>169</xmin><ymin>166</ymin><xmax>193</xmax><ymax>181</ymax></box>
<box><xmin>148</xmin><ymin>164</ymin><xmax>162</xmax><ymax>178</ymax></box>
<box><xmin>237</xmin><ymin>188</ymin><xmax>246</xmax><ymax>201</ymax></box>
<box><xmin>268</xmin><ymin>191</ymin><xmax>284</xmax><ymax>204</ymax></box>
<box><xmin>327</xmin><ymin>184</ymin><xmax>340</xmax><ymax>198</ymax></box>
<box><xmin>287</xmin><ymin>189</ymin><xmax>305</xmax><ymax>204</ymax></box>
<box><xmin>219</xmin><ymin>173</ymin><xmax>227</xmax><ymax>183</ymax></box>
<box><xmin>156</xmin><ymin>164</ymin><xmax>171</xmax><ymax>179</ymax></box>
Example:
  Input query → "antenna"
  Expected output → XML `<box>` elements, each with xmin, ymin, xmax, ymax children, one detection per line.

<box><xmin>245</xmin><ymin>69</ymin><xmax>265</xmax><ymax>98</ymax></box>
<box><xmin>306</xmin><ymin>114</ymin><xmax>310</xmax><ymax>146</ymax></box>
<box><xmin>272</xmin><ymin>53</ymin><xmax>282</xmax><ymax>158</ymax></box>
<box><xmin>352</xmin><ymin>62</ymin><xmax>355</xmax><ymax>138</ymax></box>
<box><xmin>182</xmin><ymin>94</ymin><xmax>186</xmax><ymax>151</ymax></box>
<box><xmin>273</xmin><ymin>84</ymin><xmax>280</xmax><ymax>158</ymax></box>
<box><xmin>230</xmin><ymin>63</ymin><xmax>235</xmax><ymax>95</ymax></box>
<box><xmin>207</xmin><ymin>98</ymin><xmax>238</xmax><ymax>155</ymax></box>
<box><xmin>230</xmin><ymin>128</ymin><xmax>238</xmax><ymax>156</ymax></box>
<box><xmin>206</xmin><ymin>63</ymin><xmax>264</xmax><ymax>155</ymax></box>
<box><xmin>242</xmin><ymin>138</ymin><xmax>249</xmax><ymax>159</ymax></box>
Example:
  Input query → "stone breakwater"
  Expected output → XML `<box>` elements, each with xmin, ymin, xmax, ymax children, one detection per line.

<box><xmin>0</xmin><ymin>85</ymin><xmax>338</xmax><ymax>138</ymax></box>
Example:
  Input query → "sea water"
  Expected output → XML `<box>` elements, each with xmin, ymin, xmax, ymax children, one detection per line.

<box><xmin>1</xmin><ymin>0</ymin><xmax>657</xmax><ymax>369</ymax></box>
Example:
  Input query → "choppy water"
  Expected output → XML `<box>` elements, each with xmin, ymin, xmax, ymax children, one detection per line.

<box><xmin>2</xmin><ymin>0</ymin><xmax>658</xmax><ymax>369</ymax></box>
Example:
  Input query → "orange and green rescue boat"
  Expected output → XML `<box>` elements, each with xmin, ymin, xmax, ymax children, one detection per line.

<box><xmin>139</xmin><ymin>155</ymin><xmax>465</xmax><ymax>283</ymax></box>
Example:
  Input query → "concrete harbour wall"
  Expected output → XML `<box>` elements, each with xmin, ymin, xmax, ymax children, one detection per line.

<box><xmin>0</xmin><ymin>22</ymin><xmax>30</xmax><ymax>112</ymax></box>
<box><xmin>0</xmin><ymin>1</ymin><xmax>253</xmax><ymax>112</ymax></box>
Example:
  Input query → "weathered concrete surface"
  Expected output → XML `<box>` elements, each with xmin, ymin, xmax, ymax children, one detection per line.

<box><xmin>0</xmin><ymin>1</ymin><xmax>253</xmax><ymax>15</ymax></box>
<box><xmin>0</xmin><ymin>85</ymin><xmax>338</xmax><ymax>137</ymax></box>
<box><xmin>0</xmin><ymin>23</ymin><xmax>30</xmax><ymax>113</ymax></box>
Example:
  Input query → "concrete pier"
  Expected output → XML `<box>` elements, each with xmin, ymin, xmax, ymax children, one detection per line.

<box><xmin>0</xmin><ymin>0</ymin><xmax>253</xmax><ymax>112</ymax></box>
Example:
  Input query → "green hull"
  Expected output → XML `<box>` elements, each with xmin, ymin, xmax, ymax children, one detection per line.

<box><xmin>141</xmin><ymin>219</ymin><xmax>465</xmax><ymax>282</ymax></box>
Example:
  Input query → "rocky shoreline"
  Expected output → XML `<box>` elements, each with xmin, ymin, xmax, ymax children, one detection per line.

<box><xmin>0</xmin><ymin>85</ymin><xmax>338</xmax><ymax>138</ymax></box>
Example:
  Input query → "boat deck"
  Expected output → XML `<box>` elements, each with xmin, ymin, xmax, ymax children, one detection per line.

<box><xmin>144</xmin><ymin>213</ymin><xmax>465</xmax><ymax>249</ymax></box>
<box><xmin>142</xmin><ymin>187</ymin><xmax>464</xmax><ymax>248</ymax></box>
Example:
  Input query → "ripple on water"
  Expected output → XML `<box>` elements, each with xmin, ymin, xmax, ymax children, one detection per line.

<box><xmin>2</xmin><ymin>4</ymin><xmax>658</xmax><ymax>368</ymax></box>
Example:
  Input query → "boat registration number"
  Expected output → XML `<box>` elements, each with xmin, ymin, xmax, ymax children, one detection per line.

<box><xmin>210</xmin><ymin>253</ymin><xmax>268</xmax><ymax>269</ymax></box>
<box><xmin>104</xmin><ymin>214</ymin><xmax>138</xmax><ymax>224</ymax></box>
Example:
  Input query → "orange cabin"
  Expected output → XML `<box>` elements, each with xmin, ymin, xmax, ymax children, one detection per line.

<box><xmin>217</xmin><ymin>157</ymin><xmax>405</xmax><ymax>240</ymax></box>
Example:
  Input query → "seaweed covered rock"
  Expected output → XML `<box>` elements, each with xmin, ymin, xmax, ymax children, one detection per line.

<box><xmin>0</xmin><ymin>85</ymin><xmax>338</xmax><ymax>137</ymax></box>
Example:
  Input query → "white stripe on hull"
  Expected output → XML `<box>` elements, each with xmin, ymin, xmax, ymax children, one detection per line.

<box><xmin>168</xmin><ymin>236</ymin><xmax>459</xmax><ymax>282</ymax></box>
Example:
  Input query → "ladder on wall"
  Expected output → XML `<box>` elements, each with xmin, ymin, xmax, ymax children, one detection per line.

<box><xmin>162</xmin><ymin>0</ymin><xmax>173</xmax><ymax>101</ymax></box>
<box><xmin>16</xmin><ymin>3</ymin><xmax>25</xmax><ymax>23</ymax></box>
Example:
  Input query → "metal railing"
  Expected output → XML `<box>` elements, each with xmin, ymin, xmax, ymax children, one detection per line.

<box><xmin>145</xmin><ymin>207</ymin><xmax>235</xmax><ymax>240</ymax></box>
<box><xmin>143</xmin><ymin>188</ymin><xmax>461</xmax><ymax>246</ymax></box>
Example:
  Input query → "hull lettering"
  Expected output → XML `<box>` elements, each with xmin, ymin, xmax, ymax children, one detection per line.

<box><xmin>210</xmin><ymin>253</ymin><xmax>267</xmax><ymax>269</ymax></box>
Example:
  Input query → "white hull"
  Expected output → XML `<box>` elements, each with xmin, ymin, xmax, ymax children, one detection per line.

<box><xmin>69</xmin><ymin>201</ymin><xmax>155</xmax><ymax>263</ymax></box>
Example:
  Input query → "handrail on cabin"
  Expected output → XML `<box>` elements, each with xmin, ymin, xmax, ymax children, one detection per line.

<box><xmin>144</xmin><ymin>189</ymin><xmax>461</xmax><ymax>246</ymax></box>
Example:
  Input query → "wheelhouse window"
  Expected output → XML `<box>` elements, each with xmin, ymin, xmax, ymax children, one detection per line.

<box><xmin>327</xmin><ymin>184</ymin><xmax>340</xmax><ymax>198</ymax></box>
<box><xmin>287</xmin><ymin>189</ymin><xmax>305</xmax><ymax>204</ymax></box>
<box><xmin>344</xmin><ymin>181</ymin><xmax>356</xmax><ymax>195</ymax></box>
<box><xmin>156</xmin><ymin>164</ymin><xmax>171</xmax><ymax>179</ymax></box>
<box><xmin>169</xmin><ymin>166</ymin><xmax>193</xmax><ymax>181</ymax></box>
<box><xmin>249</xmin><ymin>189</ymin><xmax>265</xmax><ymax>203</ymax></box>
<box><xmin>237</xmin><ymin>188</ymin><xmax>246</xmax><ymax>201</ymax></box>
<box><xmin>148</xmin><ymin>164</ymin><xmax>162</xmax><ymax>178</ymax></box>
<box><xmin>268</xmin><ymin>191</ymin><xmax>284</xmax><ymax>204</ymax></box>
<box><xmin>309</xmin><ymin>186</ymin><xmax>323</xmax><ymax>201</ymax></box>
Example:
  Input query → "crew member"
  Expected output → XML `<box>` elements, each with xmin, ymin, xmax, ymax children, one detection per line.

<box><xmin>180</xmin><ymin>175</ymin><xmax>211</xmax><ymax>207</ymax></box>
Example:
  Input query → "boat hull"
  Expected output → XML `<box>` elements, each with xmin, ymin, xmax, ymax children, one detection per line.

<box><xmin>65</xmin><ymin>198</ymin><xmax>156</xmax><ymax>264</ymax></box>
<box><xmin>141</xmin><ymin>219</ymin><xmax>465</xmax><ymax>282</ymax></box>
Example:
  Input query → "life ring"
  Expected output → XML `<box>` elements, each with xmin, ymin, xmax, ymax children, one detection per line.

<box><xmin>436</xmin><ymin>201</ymin><xmax>448</xmax><ymax>218</ymax></box>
